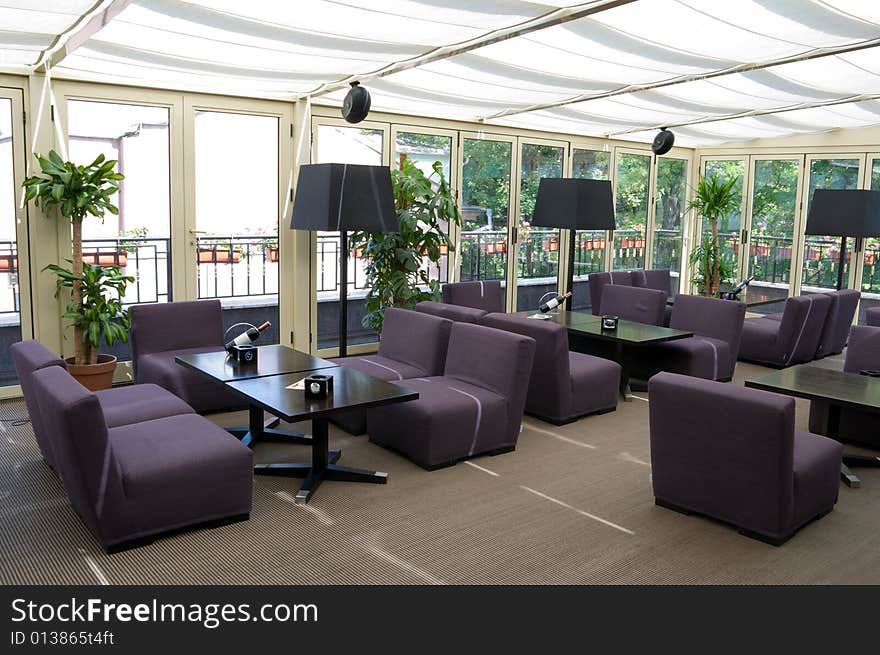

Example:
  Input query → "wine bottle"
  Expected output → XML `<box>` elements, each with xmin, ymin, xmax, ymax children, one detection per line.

<box><xmin>225</xmin><ymin>321</ymin><xmax>271</xmax><ymax>352</ymax></box>
<box><xmin>539</xmin><ymin>291</ymin><xmax>572</xmax><ymax>313</ymax></box>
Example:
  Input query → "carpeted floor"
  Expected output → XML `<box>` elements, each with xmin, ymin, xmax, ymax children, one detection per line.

<box><xmin>2</xmin><ymin>357</ymin><xmax>879</xmax><ymax>585</ymax></box>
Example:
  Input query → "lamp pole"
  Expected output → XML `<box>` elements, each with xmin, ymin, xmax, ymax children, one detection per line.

<box><xmin>566</xmin><ymin>227</ymin><xmax>576</xmax><ymax>310</ymax></box>
<box><xmin>339</xmin><ymin>229</ymin><xmax>349</xmax><ymax>357</ymax></box>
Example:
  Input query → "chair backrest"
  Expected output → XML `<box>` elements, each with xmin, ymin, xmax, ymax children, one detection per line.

<box><xmin>415</xmin><ymin>301</ymin><xmax>487</xmax><ymax>323</ymax></box>
<box><xmin>9</xmin><ymin>340</ymin><xmax>68</xmax><ymax>468</ymax></box>
<box><xmin>816</xmin><ymin>289</ymin><xmax>860</xmax><ymax>358</ymax></box>
<box><xmin>600</xmin><ymin>285</ymin><xmax>667</xmax><ymax>325</ymax></box>
<box><xmin>587</xmin><ymin>271</ymin><xmax>633</xmax><ymax>315</ymax></box>
<box><xmin>777</xmin><ymin>294</ymin><xmax>832</xmax><ymax>365</ymax></box>
<box><xmin>866</xmin><ymin>307</ymin><xmax>880</xmax><ymax>328</ymax></box>
<box><xmin>378</xmin><ymin>308</ymin><xmax>453</xmax><ymax>376</ymax></box>
<box><xmin>844</xmin><ymin>325</ymin><xmax>880</xmax><ymax>374</ymax></box>
<box><xmin>444</xmin><ymin>322</ymin><xmax>536</xmax><ymax>442</ymax></box>
<box><xmin>130</xmin><ymin>299</ymin><xmax>224</xmax><ymax>366</ymax></box>
<box><xmin>670</xmin><ymin>295</ymin><xmax>746</xmax><ymax>354</ymax></box>
<box><xmin>441</xmin><ymin>281</ymin><xmax>504</xmax><ymax>313</ymax></box>
<box><xmin>649</xmin><ymin>372</ymin><xmax>795</xmax><ymax>535</ymax></box>
<box><xmin>479</xmin><ymin>312</ymin><xmax>571</xmax><ymax>418</ymax></box>
<box><xmin>632</xmin><ymin>268</ymin><xmax>672</xmax><ymax>296</ymax></box>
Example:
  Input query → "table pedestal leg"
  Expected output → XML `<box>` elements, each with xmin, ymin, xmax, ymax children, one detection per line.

<box><xmin>616</xmin><ymin>343</ymin><xmax>633</xmax><ymax>402</ymax></box>
<box><xmin>226</xmin><ymin>406</ymin><xmax>311</xmax><ymax>448</ymax></box>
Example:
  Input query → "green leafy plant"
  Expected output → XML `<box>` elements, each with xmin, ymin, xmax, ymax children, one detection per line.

<box><xmin>686</xmin><ymin>174</ymin><xmax>740</xmax><ymax>296</ymax></box>
<box><xmin>689</xmin><ymin>236</ymin><xmax>736</xmax><ymax>296</ymax></box>
<box><xmin>44</xmin><ymin>263</ymin><xmax>134</xmax><ymax>364</ymax></box>
<box><xmin>22</xmin><ymin>150</ymin><xmax>125</xmax><ymax>364</ymax></box>
<box><xmin>349</xmin><ymin>157</ymin><xmax>461</xmax><ymax>333</ymax></box>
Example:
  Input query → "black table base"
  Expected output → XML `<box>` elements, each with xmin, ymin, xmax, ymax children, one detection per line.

<box><xmin>822</xmin><ymin>404</ymin><xmax>880</xmax><ymax>489</ymax></box>
<box><xmin>254</xmin><ymin>417</ymin><xmax>388</xmax><ymax>503</ymax></box>
<box><xmin>226</xmin><ymin>406</ymin><xmax>311</xmax><ymax>448</ymax></box>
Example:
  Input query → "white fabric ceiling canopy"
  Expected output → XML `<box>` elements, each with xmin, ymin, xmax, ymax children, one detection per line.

<box><xmin>1</xmin><ymin>0</ymin><xmax>879</xmax><ymax>146</ymax></box>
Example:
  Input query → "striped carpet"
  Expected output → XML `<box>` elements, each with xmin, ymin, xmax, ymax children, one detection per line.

<box><xmin>2</xmin><ymin>357</ymin><xmax>879</xmax><ymax>585</ymax></box>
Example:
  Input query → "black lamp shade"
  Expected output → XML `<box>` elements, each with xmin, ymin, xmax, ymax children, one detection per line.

<box><xmin>530</xmin><ymin>178</ymin><xmax>615</xmax><ymax>230</ymax></box>
<box><xmin>805</xmin><ymin>189</ymin><xmax>880</xmax><ymax>237</ymax></box>
<box><xmin>290</xmin><ymin>163</ymin><xmax>396</xmax><ymax>232</ymax></box>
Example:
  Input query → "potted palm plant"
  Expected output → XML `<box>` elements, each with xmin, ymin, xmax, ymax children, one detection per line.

<box><xmin>23</xmin><ymin>150</ymin><xmax>132</xmax><ymax>390</ymax></box>
<box><xmin>686</xmin><ymin>174</ymin><xmax>740</xmax><ymax>297</ymax></box>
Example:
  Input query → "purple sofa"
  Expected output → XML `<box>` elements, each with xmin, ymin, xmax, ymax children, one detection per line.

<box><xmin>809</xmin><ymin>325</ymin><xmax>880</xmax><ymax>449</ymax></box>
<box><xmin>130</xmin><ymin>299</ymin><xmax>246</xmax><ymax>413</ymax></box>
<box><xmin>815</xmin><ymin>290</ymin><xmax>860</xmax><ymax>358</ymax></box>
<box><xmin>866</xmin><ymin>307</ymin><xmax>880</xmax><ymax>327</ymax></box>
<box><xmin>11</xmin><ymin>340</ymin><xmax>194</xmax><ymax>471</ymax></box>
<box><xmin>599</xmin><ymin>284</ymin><xmax>667</xmax><ymax>326</ymax></box>
<box><xmin>738</xmin><ymin>295</ymin><xmax>832</xmax><ymax>367</ymax></box>
<box><xmin>635</xmin><ymin>294</ymin><xmax>746</xmax><ymax>382</ymax></box>
<box><xmin>649</xmin><ymin>372</ymin><xmax>842</xmax><ymax>545</ymax></box>
<box><xmin>32</xmin><ymin>365</ymin><xmax>252</xmax><ymax>551</ymax></box>
<box><xmin>415</xmin><ymin>300</ymin><xmax>487</xmax><ymax>323</ymax></box>
<box><xmin>587</xmin><ymin>271</ymin><xmax>633</xmax><ymax>316</ymax></box>
<box><xmin>480</xmin><ymin>312</ymin><xmax>620</xmax><ymax>424</ymax></box>
<box><xmin>331</xmin><ymin>308</ymin><xmax>453</xmax><ymax>434</ymax></box>
<box><xmin>367</xmin><ymin>323</ymin><xmax>536</xmax><ymax>469</ymax></box>
<box><xmin>632</xmin><ymin>268</ymin><xmax>673</xmax><ymax>296</ymax></box>
<box><xmin>441</xmin><ymin>280</ymin><xmax>505</xmax><ymax>313</ymax></box>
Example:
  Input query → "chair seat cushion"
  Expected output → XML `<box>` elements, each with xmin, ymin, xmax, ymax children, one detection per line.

<box><xmin>792</xmin><ymin>429</ymin><xmax>843</xmax><ymax>528</ymax></box>
<box><xmin>96</xmin><ymin>383</ymin><xmax>194</xmax><ymax>428</ymax></box>
<box><xmin>739</xmin><ymin>317</ymin><xmax>783</xmax><ymax>363</ymax></box>
<box><xmin>653</xmin><ymin>335</ymin><xmax>732</xmax><ymax>381</ymax></box>
<box><xmin>334</xmin><ymin>355</ymin><xmax>427</xmax><ymax>382</ymax></box>
<box><xmin>110</xmin><ymin>413</ymin><xmax>252</xmax><ymax>501</ymax></box>
<box><xmin>568</xmin><ymin>352</ymin><xmax>620</xmax><ymax>416</ymax></box>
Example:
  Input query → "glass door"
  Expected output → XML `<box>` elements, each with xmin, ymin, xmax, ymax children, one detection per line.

<box><xmin>613</xmin><ymin>149</ymin><xmax>651</xmax><ymax>271</ymax></box>
<box><xmin>745</xmin><ymin>156</ymin><xmax>803</xmax><ymax>313</ymax></box>
<box><xmin>860</xmin><ymin>155</ymin><xmax>880</xmax><ymax>323</ymax></box>
<box><xmin>652</xmin><ymin>157</ymin><xmax>689</xmax><ymax>296</ymax></box>
<box><xmin>515</xmin><ymin>139</ymin><xmax>566</xmax><ymax>312</ymax></box>
<box><xmin>700</xmin><ymin>157</ymin><xmax>748</xmax><ymax>287</ymax></box>
<box><xmin>571</xmin><ymin>146</ymin><xmax>611</xmax><ymax>310</ymax></box>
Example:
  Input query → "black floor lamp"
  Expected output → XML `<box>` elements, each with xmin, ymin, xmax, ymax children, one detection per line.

<box><xmin>805</xmin><ymin>189</ymin><xmax>880</xmax><ymax>290</ymax></box>
<box><xmin>290</xmin><ymin>163</ymin><xmax>396</xmax><ymax>356</ymax></box>
<box><xmin>531</xmin><ymin>178</ymin><xmax>616</xmax><ymax>310</ymax></box>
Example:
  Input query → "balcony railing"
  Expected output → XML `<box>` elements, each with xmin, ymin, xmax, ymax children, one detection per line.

<box><xmin>82</xmin><ymin>237</ymin><xmax>171</xmax><ymax>305</ymax></box>
<box><xmin>196</xmin><ymin>235</ymin><xmax>278</xmax><ymax>300</ymax></box>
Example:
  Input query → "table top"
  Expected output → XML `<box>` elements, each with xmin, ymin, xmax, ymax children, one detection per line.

<box><xmin>667</xmin><ymin>289</ymin><xmax>781</xmax><ymax>308</ymax></box>
<box><xmin>226</xmin><ymin>366</ymin><xmax>419</xmax><ymax>423</ymax></box>
<box><xmin>517</xmin><ymin>310</ymin><xmax>692</xmax><ymax>345</ymax></box>
<box><xmin>745</xmin><ymin>364</ymin><xmax>880</xmax><ymax>412</ymax></box>
<box><xmin>175</xmin><ymin>344</ymin><xmax>337</xmax><ymax>382</ymax></box>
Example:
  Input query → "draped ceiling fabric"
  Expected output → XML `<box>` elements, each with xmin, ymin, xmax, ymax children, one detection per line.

<box><xmin>2</xmin><ymin>0</ymin><xmax>880</xmax><ymax>146</ymax></box>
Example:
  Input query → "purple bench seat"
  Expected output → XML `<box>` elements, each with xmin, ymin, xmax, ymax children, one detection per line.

<box><xmin>739</xmin><ymin>295</ymin><xmax>832</xmax><ymax>367</ymax></box>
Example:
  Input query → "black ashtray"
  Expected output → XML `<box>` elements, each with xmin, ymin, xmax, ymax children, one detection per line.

<box><xmin>304</xmin><ymin>374</ymin><xmax>334</xmax><ymax>399</ymax></box>
<box><xmin>230</xmin><ymin>344</ymin><xmax>258</xmax><ymax>367</ymax></box>
<box><xmin>601</xmin><ymin>315</ymin><xmax>619</xmax><ymax>331</ymax></box>
<box><xmin>860</xmin><ymin>369</ymin><xmax>880</xmax><ymax>378</ymax></box>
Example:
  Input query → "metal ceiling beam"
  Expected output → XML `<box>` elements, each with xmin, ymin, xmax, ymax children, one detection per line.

<box><xmin>481</xmin><ymin>37</ymin><xmax>880</xmax><ymax>121</ymax></box>
<box><xmin>303</xmin><ymin>0</ymin><xmax>638</xmax><ymax>99</ymax></box>
<box><xmin>34</xmin><ymin>0</ymin><xmax>133</xmax><ymax>72</ymax></box>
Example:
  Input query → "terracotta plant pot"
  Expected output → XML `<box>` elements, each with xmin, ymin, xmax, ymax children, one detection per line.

<box><xmin>65</xmin><ymin>354</ymin><xmax>117</xmax><ymax>391</ymax></box>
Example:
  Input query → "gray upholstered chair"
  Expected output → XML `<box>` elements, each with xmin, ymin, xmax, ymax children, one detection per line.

<box><xmin>32</xmin><ymin>365</ymin><xmax>252</xmax><ymax>552</ymax></box>
<box><xmin>809</xmin><ymin>325</ymin><xmax>880</xmax><ymax>450</ymax></box>
<box><xmin>415</xmin><ymin>300</ymin><xmax>487</xmax><ymax>323</ymax></box>
<box><xmin>129</xmin><ymin>299</ymin><xmax>246</xmax><ymax>413</ymax></box>
<box><xmin>587</xmin><ymin>271</ymin><xmax>633</xmax><ymax>315</ymax></box>
<box><xmin>738</xmin><ymin>295</ymin><xmax>832</xmax><ymax>367</ymax></box>
<box><xmin>367</xmin><ymin>322</ymin><xmax>536</xmax><ymax>469</ymax></box>
<box><xmin>332</xmin><ymin>308</ymin><xmax>453</xmax><ymax>434</ymax></box>
<box><xmin>441</xmin><ymin>280</ymin><xmax>504</xmax><ymax>313</ymax></box>
<box><xmin>815</xmin><ymin>289</ymin><xmax>860</xmax><ymax>358</ymax></box>
<box><xmin>480</xmin><ymin>312</ymin><xmax>620</xmax><ymax>424</ymax></box>
<box><xmin>11</xmin><ymin>340</ymin><xmax>194</xmax><ymax>471</ymax></box>
<box><xmin>649</xmin><ymin>372</ymin><xmax>842</xmax><ymax>545</ymax></box>
<box><xmin>866</xmin><ymin>307</ymin><xmax>880</xmax><ymax>327</ymax></box>
<box><xmin>599</xmin><ymin>284</ymin><xmax>667</xmax><ymax>326</ymax></box>
<box><xmin>634</xmin><ymin>294</ymin><xmax>745</xmax><ymax>382</ymax></box>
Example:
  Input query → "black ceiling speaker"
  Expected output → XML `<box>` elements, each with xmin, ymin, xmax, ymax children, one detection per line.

<box><xmin>342</xmin><ymin>82</ymin><xmax>371</xmax><ymax>124</ymax></box>
<box><xmin>652</xmin><ymin>128</ymin><xmax>675</xmax><ymax>155</ymax></box>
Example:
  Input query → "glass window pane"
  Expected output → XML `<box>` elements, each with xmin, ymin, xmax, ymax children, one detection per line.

<box><xmin>68</xmin><ymin>100</ymin><xmax>171</xmax><ymax>362</ymax></box>
<box><xmin>194</xmin><ymin>111</ymin><xmax>280</xmax><ymax>345</ymax></box>
<box><xmin>861</xmin><ymin>159</ymin><xmax>880</xmax><ymax>323</ymax></box>
<box><xmin>571</xmin><ymin>148</ymin><xmax>609</xmax><ymax>311</ymax></box>
<box><xmin>315</xmin><ymin>125</ymin><xmax>383</xmax><ymax>350</ymax></box>
<box><xmin>613</xmin><ymin>152</ymin><xmax>650</xmax><ymax>271</ymax></box>
<box><xmin>460</xmin><ymin>138</ymin><xmax>511</xmax><ymax>285</ymax></box>
<box><xmin>0</xmin><ymin>98</ymin><xmax>21</xmax><ymax>386</ymax></box>
<box><xmin>517</xmin><ymin>143</ymin><xmax>563</xmax><ymax>312</ymax></box>
<box><xmin>703</xmin><ymin>159</ymin><xmax>745</xmax><ymax>268</ymax></box>
<box><xmin>653</xmin><ymin>158</ymin><xmax>688</xmax><ymax>296</ymax></box>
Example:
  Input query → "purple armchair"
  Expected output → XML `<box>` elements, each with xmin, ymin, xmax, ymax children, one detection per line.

<box><xmin>441</xmin><ymin>280</ymin><xmax>505</xmax><ymax>313</ymax></box>
<box><xmin>632</xmin><ymin>268</ymin><xmax>673</xmax><ymax>296</ymax></box>
<box><xmin>11</xmin><ymin>340</ymin><xmax>194</xmax><ymax>470</ymax></box>
<box><xmin>634</xmin><ymin>295</ymin><xmax>745</xmax><ymax>382</ymax></box>
<box><xmin>480</xmin><ymin>312</ymin><xmax>620</xmax><ymax>424</ymax></box>
<box><xmin>32</xmin><ymin>366</ymin><xmax>252</xmax><ymax>551</ymax></box>
<box><xmin>866</xmin><ymin>307</ymin><xmax>880</xmax><ymax>327</ymax></box>
<box><xmin>587</xmin><ymin>271</ymin><xmax>633</xmax><ymax>316</ymax></box>
<box><xmin>738</xmin><ymin>295</ymin><xmax>832</xmax><ymax>367</ymax></box>
<box><xmin>415</xmin><ymin>300</ymin><xmax>487</xmax><ymax>323</ymax></box>
<box><xmin>130</xmin><ymin>300</ymin><xmax>246</xmax><ymax>413</ymax></box>
<box><xmin>810</xmin><ymin>325</ymin><xmax>880</xmax><ymax>449</ymax></box>
<box><xmin>332</xmin><ymin>308</ymin><xmax>453</xmax><ymax>434</ymax></box>
<box><xmin>815</xmin><ymin>290</ymin><xmax>860</xmax><ymax>358</ymax></box>
<box><xmin>649</xmin><ymin>372</ymin><xmax>842</xmax><ymax>545</ymax></box>
<box><xmin>367</xmin><ymin>323</ymin><xmax>536</xmax><ymax>469</ymax></box>
<box><xmin>599</xmin><ymin>284</ymin><xmax>667</xmax><ymax>326</ymax></box>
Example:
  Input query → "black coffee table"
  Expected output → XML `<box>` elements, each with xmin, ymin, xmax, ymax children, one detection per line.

<box><xmin>517</xmin><ymin>310</ymin><xmax>692</xmax><ymax>400</ymax></box>
<box><xmin>745</xmin><ymin>364</ymin><xmax>880</xmax><ymax>487</ymax></box>
<box><xmin>227</xmin><ymin>367</ymin><xmax>418</xmax><ymax>502</ymax></box>
<box><xmin>667</xmin><ymin>289</ymin><xmax>781</xmax><ymax>308</ymax></box>
<box><xmin>176</xmin><ymin>345</ymin><xmax>338</xmax><ymax>447</ymax></box>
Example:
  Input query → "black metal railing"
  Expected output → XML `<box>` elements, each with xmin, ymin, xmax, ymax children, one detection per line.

<box><xmin>82</xmin><ymin>237</ymin><xmax>171</xmax><ymax>305</ymax></box>
<box><xmin>196</xmin><ymin>235</ymin><xmax>279</xmax><ymax>300</ymax></box>
<box><xmin>460</xmin><ymin>230</ymin><xmax>507</xmax><ymax>282</ymax></box>
<box><xmin>613</xmin><ymin>228</ymin><xmax>647</xmax><ymax>270</ymax></box>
